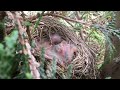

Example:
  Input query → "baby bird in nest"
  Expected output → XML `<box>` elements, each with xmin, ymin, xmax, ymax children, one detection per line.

<box><xmin>50</xmin><ymin>33</ymin><xmax>62</xmax><ymax>45</ymax></box>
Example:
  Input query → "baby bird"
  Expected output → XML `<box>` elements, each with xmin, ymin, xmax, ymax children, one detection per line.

<box><xmin>50</xmin><ymin>34</ymin><xmax>62</xmax><ymax>45</ymax></box>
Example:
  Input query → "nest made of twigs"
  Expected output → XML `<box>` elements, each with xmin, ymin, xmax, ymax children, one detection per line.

<box><xmin>33</xmin><ymin>16</ymin><xmax>99</xmax><ymax>79</ymax></box>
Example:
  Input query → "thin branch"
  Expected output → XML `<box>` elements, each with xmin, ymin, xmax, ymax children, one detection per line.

<box><xmin>76</xmin><ymin>11</ymin><xmax>82</xmax><ymax>20</ymax></box>
<box><xmin>26</xmin><ymin>26</ymin><xmax>32</xmax><ymax>43</ymax></box>
<box><xmin>27</xmin><ymin>12</ymin><xmax>92</xmax><ymax>26</ymax></box>
<box><xmin>7</xmin><ymin>11</ymin><xmax>40</xmax><ymax>79</ymax></box>
<box><xmin>43</xmin><ymin>13</ymin><xmax>89</xmax><ymax>25</ymax></box>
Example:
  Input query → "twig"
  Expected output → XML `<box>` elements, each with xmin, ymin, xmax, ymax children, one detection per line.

<box><xmin>43</xmin><ymin>13</ymin><xmax>91</xmax><ymax>25</ymax></box>
<box><xmin>76</xmin><ymin>11</ymin><xmax>82</xmax><ymax>20</ymax></box>
<box><xmin>27</xmin><ymin>12</ymin><xmax>92</xmax><ymax>26</ymax></box>
<box><xmin>26</xmin><ymin>26</ymin><xmax>32</xmax><ymax>43</ymax></box>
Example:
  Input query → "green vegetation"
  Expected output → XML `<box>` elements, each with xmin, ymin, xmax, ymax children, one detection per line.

<box><xmin>1</xmin><ymin>11</ymin><xmax>120</xmax><ymax>79</ymax></box>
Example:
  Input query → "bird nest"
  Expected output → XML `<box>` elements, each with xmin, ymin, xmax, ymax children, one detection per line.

<box><xmin>32</xmin><ymin>16</ymin><xmax>99</xmax><ymax>79</ymax></box>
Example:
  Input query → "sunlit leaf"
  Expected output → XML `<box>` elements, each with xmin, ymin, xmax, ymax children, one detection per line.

<box><xmin>26</xmin><ymin>72</ymin><xmax>32</xmax><ymax>79</ymax></box>
<box><xmin>105</xmin><ymin>76</ymin><xmax>111</xmax><ymax>79</ymax></box>
<box><xmin>97</xmin><ymin>63</ymin><xmax>103</xmax><ymax>69</ymax></box>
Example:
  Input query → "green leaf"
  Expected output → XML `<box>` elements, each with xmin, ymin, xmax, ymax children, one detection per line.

<box><xmin>0</xmin><ymin>44</ymin><xmax>4</xmax><ymax>52</ymax></box>
<box><xmin>11</xmin><ymin>30</ymin><xmax>18</xmax><ymax>41</ymax></box>
<box><xmin>24</xmin><ymin>21</ymin><xmax>31</xmax><ymax>26</ymax></box>
<box><xmin>97</xmin><ymin>63</ymin><xmax>103</xmax><ymax>69</ymax></box>
<box><xmin>105</xmin><ymin>76</ymin><xmax>111</xmax><ymax>79</ymax></box>
<box><xmin>31</xmin><ymin>40</ymin><xmax>36</xmax><ymax>48</ymax></box>
<box><xmin>33</xmin><ymin>11</ymin><xmax>45</xmax><ymax>32</ymax></box>
<box><xmin>0</xmin><ymin>22</ymin><xmax>5</xmax><ymax>30</ymax></box>
<box><xmin>51</xmin><ymin>57</ymin><xmax>57</xmax><ymax>79</ymax></box>
<box><xmin>5</xmin><ymin>30</ymin><xmax>18</xmax><ymax>49</ymax></box>
<box><xmin>66</xmin><ymin>64</ymin><xmax>73</xmax><ymax>79</ymax></box>
<box><xmin>25</xmin><ymin>72</ymin><xmax>33</xmax><ymax>79</ymax></box>
<box><xmin>5</xmin><ymin>37</ymin><xmax>13</xmax><ymax>49</ymax></box>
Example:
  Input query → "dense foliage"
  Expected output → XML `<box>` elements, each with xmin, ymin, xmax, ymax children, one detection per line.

<box><xmin>0</xmin><ymin>11</ymin><xmax>120</xmax><ymax>79</ymax></box>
